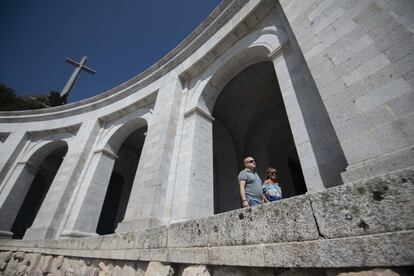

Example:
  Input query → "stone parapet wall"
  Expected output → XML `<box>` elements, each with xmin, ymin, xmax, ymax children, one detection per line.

<box><xmin>1</xmin><ymin>169</ymin><xmax>413</xmax><ymax>271</ymax></box>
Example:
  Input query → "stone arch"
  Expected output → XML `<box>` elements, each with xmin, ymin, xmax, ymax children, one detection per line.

<box><xmin>171</xmin><ymin>27</ymin><xmax>294</xmax><ymax>220</ymax></box>
<box><xmin>212</xmin><ymin>60</ymin><xmax>305</xmax><ymax>212</ymax></box>
<box><xmin>97</xmin><ymin>121</ymin><xmax>148</xmax><ymax>235</ymax></box>
<box><xmin>96</xmin><ymin>172</ymin><xmax>124</xmax><ymax>235</ymax></box>
<box><xmin>187</xmin><ymin>25</ymin><xmax>289</xmax><ymax>115</ymax></box>
<box><xmin>185</xmin><ymin>28</ymin><xmax>304</xmax><ymax>213</ymax></box>
<box><xmin>0</xmin><ymin>140</ymin><xmax>68</xmax><ymax>239</ymax></box>
<box><xmin>98</xmin><ymin>116</ymin><xmax>149</xmax><ymax>155</ymax></box>
<box><xmin>20</xmin><ymin>140</ymin><xmax>68</xmax><ymax>164</ymax></box>
<box><xmin>60</xmin><ymin>117</ymin><xmax>148</xmax><ymax>237</ymax></box>
<box><xmin>178</xmin><ymin>21</ymin><xmax>347</xmax><ymax>217</ymax></box>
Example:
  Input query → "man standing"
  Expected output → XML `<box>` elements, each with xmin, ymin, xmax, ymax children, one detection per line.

<box><xmin>238</xmin><ymin>156</ymin><xmax>263</xmax><ymax>208</ymax></box>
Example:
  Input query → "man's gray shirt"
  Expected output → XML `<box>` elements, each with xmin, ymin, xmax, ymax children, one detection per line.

<box><xmin>238</xmin><ymin>169</ymin><xmax>262</xmax><ymax>201</ymax></box>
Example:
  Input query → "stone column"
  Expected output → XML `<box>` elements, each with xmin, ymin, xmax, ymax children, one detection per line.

<box><xmin>23</xmin><ymin>120</ymin><xmax>100</xmax><ymax>240</ymax></box>
<box><xmin>0</xmin><ymin>161</ymin><xmax>37</xmax><ymax>238</ymax></box>
<box><xmin>117</xmin><ymin>75</ymin><xmax>183</xmax><ymax>232</ymax></box>
<box><xmin>60</xmin><ymin>149</ymin><xmax>118</xmax><ymax>237</ymax></box>
<box><xmin>170</xmin><ymin>107</ymin><xmax>214</xmax><ymax>222</ymax></box>
<box><xmin>271</xmin><ymin>45</ymin><xmax>326</xmax><ymax>193</ymax></box>
<box><xmin>274</xmin><ymin>43</ymin><xmax>347</xmax><ymax>191</ymax></box>
<box><xmin>0</xmin><ymin>130</ymin><xmax>26</xmax><ymax>185</ymax></box>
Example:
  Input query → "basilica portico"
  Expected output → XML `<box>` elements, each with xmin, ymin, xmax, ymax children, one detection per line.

<box><xmin>0</xmin><ymin>0</ymin><xmax>413</xmax><ymax>244</ymax></box>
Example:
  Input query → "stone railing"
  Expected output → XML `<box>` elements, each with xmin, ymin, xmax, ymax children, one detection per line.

<box><xmin>1</xmin><ymin>169</ymin><xmax>413</xmax><ymax>275</ymax></box>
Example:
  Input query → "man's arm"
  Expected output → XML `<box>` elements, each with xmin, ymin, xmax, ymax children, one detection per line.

<box><xmin>239</xmin><ymin>180</ymin><xmax>249</xmax><ymax>207</ymax></box>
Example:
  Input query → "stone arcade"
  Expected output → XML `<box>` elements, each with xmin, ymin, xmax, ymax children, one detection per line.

<box><xmin>0</xmin><ymin>0</ymin><xmax>413</xmax><ymax>274</ymax></box>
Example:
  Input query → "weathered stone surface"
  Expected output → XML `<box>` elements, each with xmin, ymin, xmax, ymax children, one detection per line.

<box><xmin>135</xmin><ymin>265</ymin><xmax>146</xmax><ymax>276</ymax></box>
<box><xmin>39</xmin><ymin>255</ymin><xmax>53</xmax><ymax>272</ymax></box>
<box><xmin>111</xmin><ymin>250</ymin><xmax>126</xmax><ymax>260</ymax></box>
<box><xmin>76</xmin><ymin>259</ymin><xmax>88</xmax><ymax>275</ymax></box>
<box><xmin>98</xmin><ymin>261</ymin><xmax>106</xmax><ymax>271</ymax></box>
<box><xmin>144</xmin><ymin>262</ymin><xmax>174</xmax><ymax>276</ymax></box>
<box><xmin>4</xmin><ymin>253</ymin><xmax>18</xmax><ymax>274</ymax></box>
<box><xmin>84</xmin><ymin>237</ymin><xmax>103</xmax><ymax>250</ymax></box>
<box><xmin>112</xmin><ymin>265</ymin><xmax>123</xmax><ymax>276</ymax></box>
<box><xmin>83</xmin><ymin>267</ymin><xmax>99</xmax><ymax>276</ymax></box>
<box><xmin>51</xmin><ymin>255</ymin><xmax>64</xmax><ymax>272</ymax></box>
<box><xmin>101</xmin><ymin>263</ymin><xmax>114</xmax><ymax>276</ymax></box>
<box><xmin>168</xmin><ymin>195</ymin><xmax>319</xmax><ymax>248</ymax></box>
<box><xmin>123</xmin><ymin>249</ymin><xmax>140</xmax><ymax>260</ymax></box>
<box><xmin>0</xmin><ymin>251</ymin><xmax>12</xmax><ymax>262</ymax></box>
<box><xmin>335</xmin><ymin>268</ymin><xmax>399</xmax><ymax>276</ymax></box>
<box><xmin>182</xmin><ymin>265</ymin><xmax>211</xmax><ymax>276</ymax></box>
<box><xmin>263</xmin><ymin>230</ymin><xmax>414</xmax><ymax>267</ymax></box>
<box><xmin>65</xmin><ymin>267</ymin><xmax>76</xmax><ymax>276</ymax></box>
<box><xmin>209</xmin><ymin>245</ymin><xmax>265</xmax><ymax>267</ymax></box>
<box><xmin>210</xmin><ymin>267</ymin><xmax>276</xmax><ymax>276</ymax></box>
<box><xmin>210</xmin><ymin>267</ymin><xmax>246</xmax><ymax>276</ymax></box>
<box><xmin>100</xmin><ymin>234</ymin><xmax>119</xmax><ymax>250</ymax></box>
<box><xmin>117</xmin><ymin>232</ymin><xmax>136</xmax><ymax>249</ymax></box>
<box><xmin>310</xmin><ymin>170</ymin><xmax>414</xmax><ymax>238</ymax></box>
<box><xmin>61</xmin><ymin>257</ymin><xmax>77</xmax><ymax>275</ymax></box>
<box><xmin>120</xmin><ymin>265</ymin><xmax>137</xmax><ymax>276</ymax></box>
<box><xmin>16</xmin><ymin>261</ymin><xmax>27</xmax><ymax>274</ymax></box>
<box><xmin>1</xmin><ymin>229</ymin><xmax>413</xmax><ymax>269</ymax></box>
<box><xmin>0</xmin><ymin>260</ymin><xmax>6</xmax><ymax>270</ymax></box>
<box><xmin>167</xmin><ymin>247</ymin><xmax>209</xmax><ymax>264</ymax></box>
<box><xmin>133</xmin><ymin>226</ymin><xmax>168</xmax><ymax>249</ymax></box>
<box><xmin>24</xmin><ymin>253</ymin><xmax>42</xmax><ymax>274</ymax></box>
<box><xmin>278</xmin><ymin>269</ymin><xmax>323</xmax><ymax>276</ymax></box>
<box><xmin>51</xmin><ymin>270</ymin><xmax>64</xmax><ymax>276</ymax></box>
<box><xmin>14</xmin><ymin>251</ymin><xmax>25</xmax><ymax>260</ymax></box>
<box><xmin>32</xmin><ymin>268</ymin><xmax>44</xmax><ymax>276</ymax></box>
<box><xmin>136</xmin><ymin>249</ymin><xmax>167</xmax><ymax>262</ymax></box>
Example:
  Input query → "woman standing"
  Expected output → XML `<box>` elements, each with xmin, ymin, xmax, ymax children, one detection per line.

<box><xmin>262</xmin><ymin>167</ymin><xmax>282</xmax><ymax>203</ymax></box>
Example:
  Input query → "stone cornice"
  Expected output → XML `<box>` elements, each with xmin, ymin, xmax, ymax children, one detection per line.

<box><xmin>93</xmin><ymin>148</ymin><xmax>119</xmax><ymax>160</ymax></box>
<box><xmin>184</xmin><ymin>107</ymin><xmax>215</xmax><ymax>122</ymax></box>
<box><xmin>267</xmin><ymin>41</ymin><xmax>290</xmax><ymax>61</ymax></box>
<box><xmin>16</xmin><ymin>161</ymin><xmax>39</xmax><ymax>174</ymax></box>
<box><xmin>27</xmin><ymin>124</ymin><xmax>80</xmax><ymax>139</ymax></box>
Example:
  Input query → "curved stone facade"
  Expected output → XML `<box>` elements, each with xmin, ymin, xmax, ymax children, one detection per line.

<box><xmin>0</xmin><ymin>0</ymin><xmax>413</xmax><ymax>269</ymax></box>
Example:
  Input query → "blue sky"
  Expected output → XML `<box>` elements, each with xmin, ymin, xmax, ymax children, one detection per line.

<box><xmin>0</xmin><ymin>0</ymin><xmax>222</xmax><ymax>103</ymax></box>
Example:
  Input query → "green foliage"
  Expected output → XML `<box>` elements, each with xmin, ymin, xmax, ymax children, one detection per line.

<box><xmin>49</xmin><ymin>91</ymin><xmax>68</xmax><ymax>106</ymax></box>
<box><xmin>0</xmin><ymin>84</ymin><xmax>20</xmax><ymax>111</ymax></box>
<box><xmin>0</xmin><ymin>84</ymin><xmax>67</xmax><ymax>111</ymax></box>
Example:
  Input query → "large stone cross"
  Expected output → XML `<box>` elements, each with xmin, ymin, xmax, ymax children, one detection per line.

<box><xmin>60</xmin><ymin>56</ymin><xmax>96</xmax><ymax>98</ymax></box>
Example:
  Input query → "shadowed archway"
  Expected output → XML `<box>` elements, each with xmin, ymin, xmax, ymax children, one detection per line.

<box><xmin>213</xmin><ymin>61</ymin><xmax>306</xmax><ymax>213</ymax></box>
<box><xmin>9</xmin><ymin>143</ymin><xmax>68</xmax><ymax>239</ymax></box>
<box><xmin>96</xmin><ymin>126</ymin><xmax>147</xmax><ymax>235</ymax></box>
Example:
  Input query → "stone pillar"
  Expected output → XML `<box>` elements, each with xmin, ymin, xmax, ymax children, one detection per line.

<box><xmin>60</xmin><ymin>149</ymin><xmax>118</xmax><ymax>237</ymax></box>
<box><xmin>170</xmin><ymin>107</ymin><xmax>214</xmax><ymax>222</ymax></box>
<box><xmin>271</xmin><ymin>46</ymin><xmax>326</xmax><ymax>193</ymax></box>
<box><xmin>0</xmin><ymin>161</ymin><xmax>37</xmax><ymax>238</ymax></box>
<box><xmin>0</xmin><ymin>130</ymin><xmax>26</xmax><ymax>186</ymax></box>
<box><xmin>117</xmin><ymin>75</ymin><xmax>183</xmax><ymax>232</ymax></box>
<box><xmin>23</xmin><ymin>120</ymin><xmax>100</xmax><ymax>240</ymax></box>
